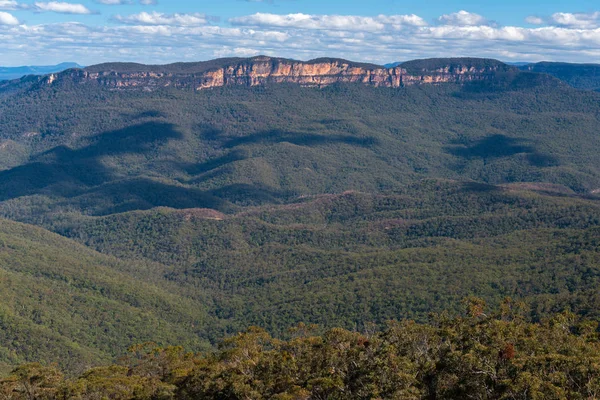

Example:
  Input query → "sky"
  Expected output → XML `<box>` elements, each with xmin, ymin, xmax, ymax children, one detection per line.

<box><xmin>2</xmin><ymin>0</ymin><xmax>600</xmax><ymax>66</ymax></box>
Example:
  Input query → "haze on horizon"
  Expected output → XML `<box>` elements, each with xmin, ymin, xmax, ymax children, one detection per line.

<box><xmin>1</xmin><ymin>0</ymin><xmax>600</xmax><ymax>68</ymax></box>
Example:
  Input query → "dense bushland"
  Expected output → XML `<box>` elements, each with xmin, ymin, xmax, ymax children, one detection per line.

<box><xmin>1</xmin><ymin>61</ymin><xmax>600</xmax><ymax>378</ymax></box>
<box><xmin>2</xmin><ymin>300</ymin><xmax>600</xmax><ymax>399</ymax></box>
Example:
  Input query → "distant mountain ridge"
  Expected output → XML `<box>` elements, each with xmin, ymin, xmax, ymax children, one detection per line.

<box><xmin>5</xmin><ymin>58</ymin><xmax>600</xmax><ymax>91</ymax></box>
<box><xmin>0</xmin><ymin>62</ymin><xmax>82</xmax><ymax>81</ymax></box>
<box><xmin>0</xmin><ymin>53</ymin><xmax>600</xmax><ymax>372</ymax></box>
<box><xmin>385</xmin><ymin>59</ymin><xmax>600</xmax><ymax>91</ymax></box>
<box><xmin>519</xmin><ymin>61</ymin><xmax>600</xmax><ymax>91</ymax></box>
<box><xmin>27</xmin><ymin>56</ymin><xmax>516</xmax><ymax>91</ymax></box>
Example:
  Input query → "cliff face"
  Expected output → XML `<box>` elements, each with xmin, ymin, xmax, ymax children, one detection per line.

<box><xmin>41</xmin><ymin>56</ymin><xmax>515</xmax><ymax>91</ymax></box>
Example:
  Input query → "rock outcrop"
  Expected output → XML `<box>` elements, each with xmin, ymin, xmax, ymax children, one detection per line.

<box><xmin>40</xmin><ymin>56</ymin><xmax>516</xmax><ymax>91</ymax></box>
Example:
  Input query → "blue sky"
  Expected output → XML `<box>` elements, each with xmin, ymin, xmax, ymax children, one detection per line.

<box><xmin>1</xmin><ymin>0</ymin><xmax>600</xmax><ymax>66</ymax></box>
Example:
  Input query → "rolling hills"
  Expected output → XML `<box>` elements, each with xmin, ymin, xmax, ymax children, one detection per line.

<box><xmin>0</xmin><ymin>56</ymin><xmax>599</xmax><ymax>372</ymax></box>
<box><xmin>1</xmin><ymin>181</ymin><xmax>600</xmax><ymax>372</ymax></box>
<box><xmin>0</xmin><ymin>59</ymin><xmax>599</xmax><ymax>223</ymax></box>
<box><xmin>53</xmin><ymin>182</ymin><xmax>600</xmax><ymax>329</ymax></box>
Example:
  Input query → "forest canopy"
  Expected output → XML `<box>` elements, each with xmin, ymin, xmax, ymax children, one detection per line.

<box><xmin>1</xmin><ymin>300</ymin><xmax>599</xmax><ymax>400</ymax></box>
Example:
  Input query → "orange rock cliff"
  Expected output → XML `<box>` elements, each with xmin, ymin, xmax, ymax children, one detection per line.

<box><xmin>41</xmin><ymin>56</ymin><xmax>516</xmax><ymax>90</ymax></box>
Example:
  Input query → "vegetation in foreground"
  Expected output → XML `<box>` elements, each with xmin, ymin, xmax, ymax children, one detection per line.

<box><xmin>1</xmin><ymin>62</ymin><xmax>600</xmax><ymax>392</ymax></box>
<box><xmin>1</xmin><ymin>299</ymin><xmax>599</xmax><ymax>399</ymax></box>
<box><xmin>1</xmin><ymin>183</ymin><xmax>600</xmax><ymax>373</ymax></box>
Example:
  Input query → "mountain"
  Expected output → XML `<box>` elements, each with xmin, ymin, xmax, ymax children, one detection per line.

<box><xmin>384</xmin><ymin>61</ymin><xmax>402</xmax><ymax>68</ymax></box>
<box><xmin>388</xmin><ymin>59</ymin><xmax>530</xmax><ymax>69</ymax></box>
<box><xmin>23</xmin><ymin>56</ymin><xmax>516</xmax><ymax>91</ymax></box>
<box><xmin>0</xmin><ymin>57</ymin><xmax>596</xmax><ymax>221</ymax></box>
<box><xmin>0</xmin><ymin>56</ymin><xmax>599</xmax><ymax>372</ymax></box>
<box><xmin>505</xmin><ymin>62</ymin><xmax>532</xmax><ymax>66</ymax></box>
<box><xmin>520</xmin><ymin>61</ymin><xmax>600</xmax><ymax>90</ymax></box>
<box><xmin>0</xmin><ymin>63</ymin><xmax>82</xmax><ymax>81</ymax></box>
<box><xmin>381</xmin><ymin>60</ymin><xmax>600</xmax><ymax>91</ymax></box>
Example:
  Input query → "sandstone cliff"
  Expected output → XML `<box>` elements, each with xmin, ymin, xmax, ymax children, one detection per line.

<box><xmin>40</xmin><ymin>56</ymin><xmax>516</xmax><ymax>91</ymax></box>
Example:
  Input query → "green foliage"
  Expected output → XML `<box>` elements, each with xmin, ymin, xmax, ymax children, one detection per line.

<box><xmin>1</xmin><ymin>65</ymin><xmax>600</xmax><ymax>378</ymax></box>
<box><xmin>0</xmin><ymin>181</ymin><xmax>599</xmax><ymax>373</ymax></box>
<box><xmin>521</xmin><ymin>62</ymin><xmax>600</xmax><ymax>91</ymax></box>
<box><xmin>0</xmin><ymin>363</ymin><xmax>63</xmax><ymax>400</ymax></box>
<box><xmin>50</xmin><ymin>183</ymin><xmax>600</xmax><ymax>332</ymax></box>
<box><xmin>0</xmin><ymin>218</ymin><xmax>212</xmax><ymax>372</ymax></box>
<box><xmin>62</xmin><ymin>365</ymin><xmax>175</xmax><ymax>400</ymax></box>
<box><xmin>2</xmin><ymin>302</ymin><xmax>600</xmax><ymax>399</ymax></box>
<box><xmin>1</xmin><ymin>73</ymin><xmax>600</xmax><ymax>220</ymax></box>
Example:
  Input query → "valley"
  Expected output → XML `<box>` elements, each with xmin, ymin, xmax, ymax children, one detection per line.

<box><xmin>0</xmin><ymin>57</ymin><xmax>599</xmax><ymax>379</ymax></box>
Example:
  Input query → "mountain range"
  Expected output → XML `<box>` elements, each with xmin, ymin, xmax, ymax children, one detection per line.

<box><xmin>6</xmin><ymin>58</ymin><xmax>600</xmax><ymax>91</ymax></box>
<box><xmin>0</xmin><ymin>63</ymin><xmax>82</xmax><ymax>81</ymax></box>
<box><xmin>0</xmin><ymin>56</ymin><xmax>599</xmax><ymax>373</ymax></box>
<box><xmin>386</xmin><ymin>59</ymin><xmax>600</xmax><ymax>91</ymax></box>
<box><xmin>518</xmin><ymin>61</ymin><xmax>600</xmax><ymax>91</ymax></box>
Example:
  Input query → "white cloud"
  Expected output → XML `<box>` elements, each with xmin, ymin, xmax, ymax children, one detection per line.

<box><xmin>0</xmin><ymin>0</ymin><xmax>18</xmax><ymax>10</ymax></box>
<box><xmin>5</xmin><ymin>10</ymin><xmax>600</xmax><ymax>66</ymax></box>
<box><xmin>230</xmin><ymin>13</ymin><xmax>427</xmax><ymax>33</ymax></box>
<box><xmin>438</xmin><ymin>10</ymin><xmax>489</xmax><ymax>26</ymax></box>
<box><xmin>139</xmin><ymin>0</ymin><xmax>156</xmax><ymax>4</ymax></box>
<box><xmin>114</xmin><ymin>11</ymin><xmax>208</xmax><ymax>26</ymax></box>
<box><xmin>550</xmin><ymin>12</ymin><xmax>600</xmax><ymax>29</ymax></box>
<box><xmin>523</xmin><ymin>12</ymin><xmax>600</xmax><ymax>29</ymax></box>
<box><xmin>95</xmin><ymin>0</ymin><xmax>131</xmax><ymax>4</ymax></box>
<box><xmin>214</xmin><ymin>46</ymin><xmax>262</xmax><ymax>57</ymax></box>
<box><xmin>525</xmin><ymin>16</ymin><xmax>544</xmax><ymax>25</ymax></box>
<box><xmin>34</xmin><ymin>2</ymin><xmax>93</xmax><ymax>14</ymax></box>
<box><xmin>0</xmin><ymin>10</ymin><xmax>18</xmax><ymax>24</ymax></box>
<box><xmin>377</xmin><ymin>14</ymin><xmax>428</xmax><ymax>27</ymax></box>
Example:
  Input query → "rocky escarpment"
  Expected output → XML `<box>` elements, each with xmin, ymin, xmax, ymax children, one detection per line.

<box><xmin>39</xmin><ymin>56</ymin><xmax>516</xmax><ymax>91</ymax></box>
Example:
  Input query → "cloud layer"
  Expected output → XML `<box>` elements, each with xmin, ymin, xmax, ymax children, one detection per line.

<box><xmin>0</xmin><ymin>0</ymin><xmax>18</xmax><ymax>10</ymax></box>
<box><xmin>114</xmin><ymin>11</ymin><xmax>209</xmax><ymax>26</ymax></box>
<box><xmin>438</xmin><ymin>11</ymin><xmax>489</xmax><ymax>27</ymax></box>
<box><xmin>33</xmin><ymin>1</ymin><xmax>93</xmax><ymax>14</ymax></box>
<box><xmin>3</xmin><ymin>6</ymin><xmax>600</xmax><ymax>66</ymax></box>
<box><xmin>230</xmin><ymin>13</ymin><xmax>428</xmax><ymax>32</ymax></box>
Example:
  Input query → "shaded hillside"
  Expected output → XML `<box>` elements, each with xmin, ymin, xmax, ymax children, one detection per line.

<box><xmin>0</xmin><ymin>72</ymin><xmax>599</xmax><ymax>222</ymax></box>
<box><xmin>521</xmin><ymin>61</ymin><xmax>600</xmax><ymax>90</ymax></box>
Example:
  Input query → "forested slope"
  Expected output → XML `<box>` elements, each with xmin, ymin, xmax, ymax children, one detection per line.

<box><xmin>1</xmin><ymin>181</ymin><xmax>599</xmax><ymax>371</ymax></box>
<box><xmin>0</xmin><ymin>218</ymin><xmax>213</xmax><ymax>372</ymax></box>
<box><xmin>43</xmin><ymin>182</ymin><xmax>600</xmax><ymax>337</ymax></box>
<box><xmin>0</xmin><ymin>68</ymin><xmax>599</xmax><ymax>225</ymax></box>
<box><xmin>0</xmin><ymin>58</ymin><xmax>600</xmax><ymax>374</ymax></box>
<box><xmin>521</xmin><ymin>61</ymin><xmax>600</xmax><ymax>91</ymax></box>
